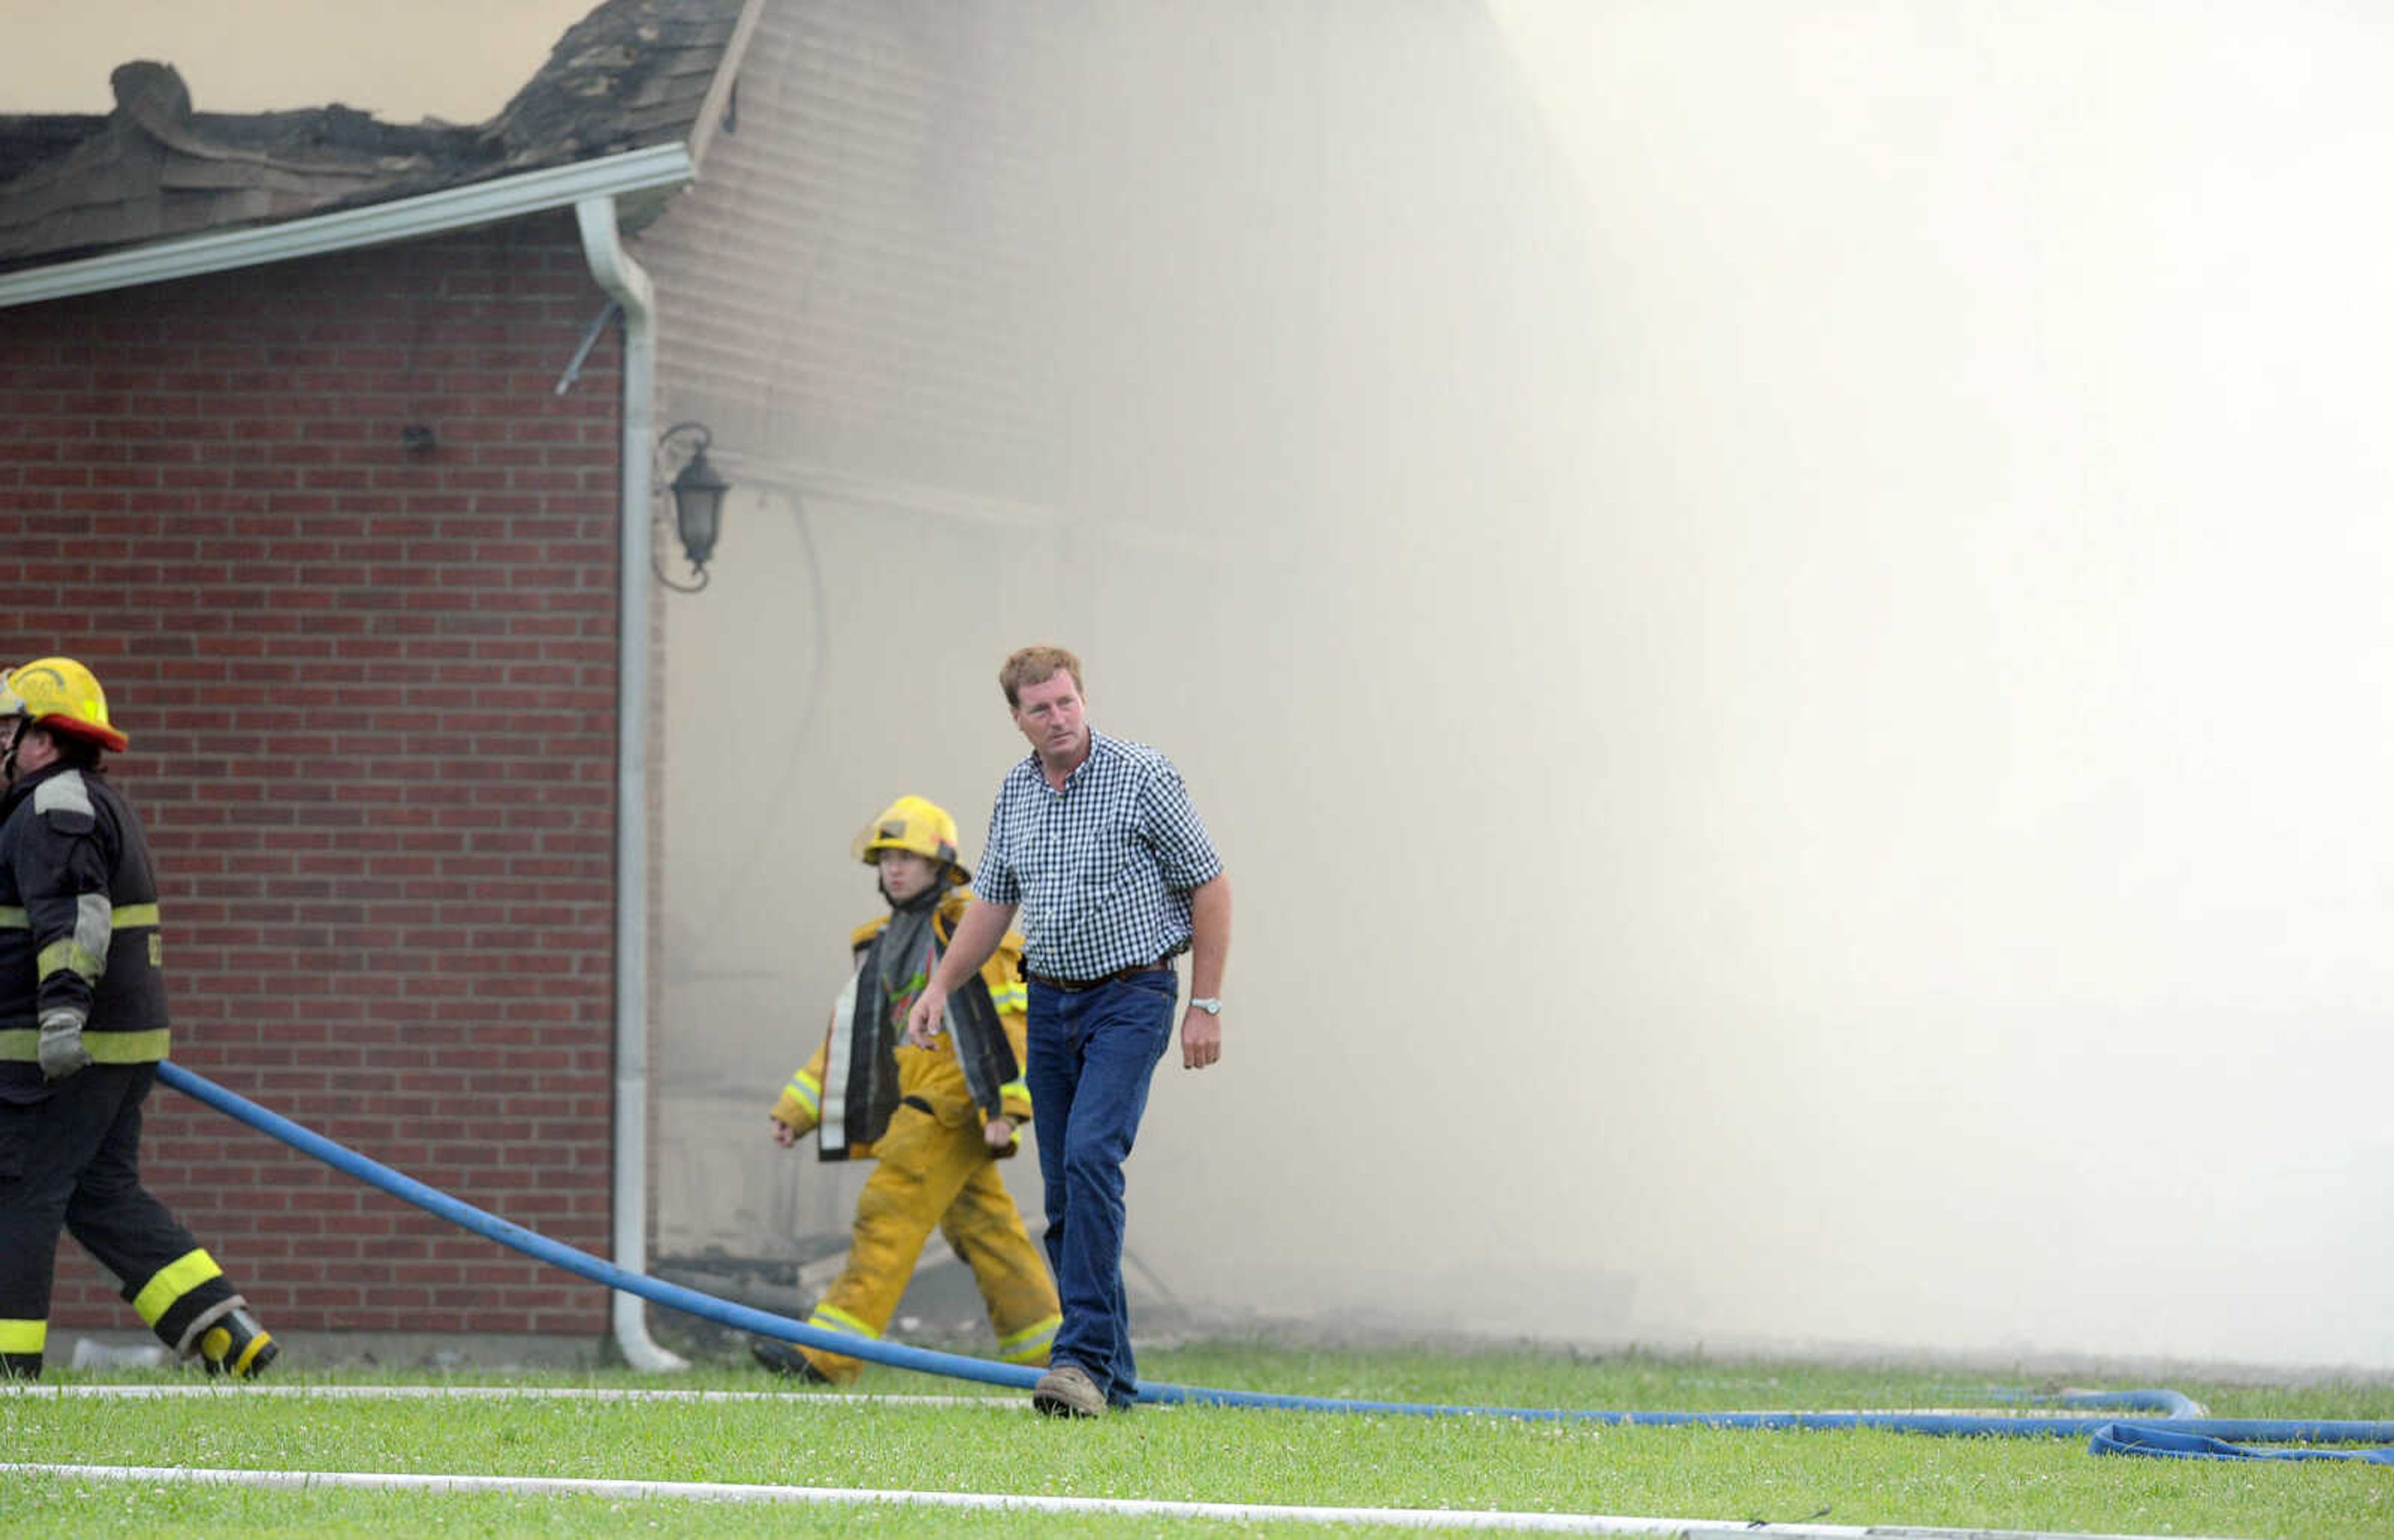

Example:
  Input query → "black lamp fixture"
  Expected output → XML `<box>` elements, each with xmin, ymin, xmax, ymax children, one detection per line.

<box><xmin>655</xmin><ymin>420</ymin><xmax>730</xmax><ymax>593</ymax></box>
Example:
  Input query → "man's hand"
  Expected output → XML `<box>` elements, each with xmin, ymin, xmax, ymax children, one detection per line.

<box><xmin>1180</xmin><ymin>1006</ymin><xmax>1221</xmax><ymax>1071</ymax></box>
<box><xmin>37</xmin><ymin>1012</ymin><xmax>90</xmax><ymax>1082</ymax></box>
<box><xmin>983</xmin><ymin>1115</ymin><xmax>1017</xmax><ymax>1152</ymax></box>
<box><xmin>768</xmin><ymin>1116</ymin><xmax>800</xmax><ymax>1149</ymax></box>
<box><xmin>905</xmin><ymin>983</ymin><xmax>948</xmax><ymax>1049</ymax></box>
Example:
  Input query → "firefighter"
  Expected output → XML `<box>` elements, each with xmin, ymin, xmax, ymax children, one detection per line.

<box><xmin>0</xmin><ymin>657</ymin><xmax>276</xmax><ymax>1380</ymax></box>
<box><xmin>750</xmin><ymin>794</ymin><xmax>1060</xmax><ymax>1383</ymax></box>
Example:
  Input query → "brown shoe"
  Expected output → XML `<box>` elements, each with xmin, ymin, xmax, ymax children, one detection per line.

<box><xmin>1032</xmin><ymin>1361</ymin><xmax>1107</xmax><ymax>1418</ymax></box>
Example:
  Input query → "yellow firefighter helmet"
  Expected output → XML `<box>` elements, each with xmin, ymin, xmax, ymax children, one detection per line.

<box><xmin>1</xmin><ymin>657</ymin><xmax>130</xmax><ymax>752</ymax></box>
<box><xmin>850</xmin><ymin>794</ymin><xmax>968</xmax><ymax>881</ymax></box>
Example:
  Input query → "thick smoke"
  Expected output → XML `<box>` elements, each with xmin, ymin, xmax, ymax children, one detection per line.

<box><xmin>655</xmin><ymin>1</ymin><xmax>2394</xmax><ymax>1372</ymax></box>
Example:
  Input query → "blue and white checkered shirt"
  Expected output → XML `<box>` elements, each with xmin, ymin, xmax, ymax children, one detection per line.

<box><xmin>974</xmin><ymin>729</ymin><xmax>1223</xmax><ymax>982</ymax></box>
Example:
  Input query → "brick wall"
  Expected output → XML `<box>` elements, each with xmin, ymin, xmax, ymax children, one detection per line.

<box><xmin>1</xmin><ymin>211</ymin><xmax>625</xmax><ymax>1340</ymax></box>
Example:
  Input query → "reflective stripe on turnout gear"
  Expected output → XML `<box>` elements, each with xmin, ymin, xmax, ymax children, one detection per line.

<box><xmin>0</xmin><ymin>1319</ymin><xmax>43</xmax><ymax>1355</ymax></box>
<box><xmin>807</xmin><ymin>1301</ymin><xmax>881</xmax><ymax>1340</ymax></box>
<box><xmin>0</xmin><ymin>1026</ymin><xmax>169</xmax><ymax>1064</ymax></box>
<box><xmin>132</xmin><ymin>1248</ymin><xmax>225</xmax><ymax>1328</ymax></box>
<box><xmin>998</xmin><ymin>1312</ymin><xmax>1061</xmax><ymax>1364</ymax></box>
<box><xmin>54</xmin><ymin>892</ymin><xmax>112</xmax><ymax>988</ymax></box>
<box><xmin>0</xmin><ymin>902</ymin><xmax>158</xmax><ymax>930</ymax></box>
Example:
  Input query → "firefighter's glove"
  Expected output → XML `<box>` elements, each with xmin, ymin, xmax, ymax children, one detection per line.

<box><xmin>37</xmin><ymin>1011</ymin><xmax>92</xmax><ymax>1081</ymax></box>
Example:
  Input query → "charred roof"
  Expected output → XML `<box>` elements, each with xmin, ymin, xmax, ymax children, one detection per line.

<box><xmin>0</xmin><ymin>0</ymin><xmax>749</xmax><ymax>272</ymax></box>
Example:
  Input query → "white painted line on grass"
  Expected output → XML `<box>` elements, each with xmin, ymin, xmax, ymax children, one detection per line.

<box><xmin>0</xmin><ymin>1463</ymin><xmax>2234</xmax><ymax>1539</ymax></box>
<box><xmin>0</xmin><ymin>1384</ymin><xmax>1024</xmax><ymax>1408</ymax></box>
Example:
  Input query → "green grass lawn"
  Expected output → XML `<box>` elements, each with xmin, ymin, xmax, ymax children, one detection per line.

<box><xmin>5</xmin><ymin>1342</ymin><xmax>2392</xmax><ymax>1537</ymax></box>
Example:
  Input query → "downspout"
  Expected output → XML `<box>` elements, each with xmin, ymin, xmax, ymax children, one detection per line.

<box><xmin>574</xmin><ymin>195</ymin><xmax>689</xmax><ymax>1372</ymax></box>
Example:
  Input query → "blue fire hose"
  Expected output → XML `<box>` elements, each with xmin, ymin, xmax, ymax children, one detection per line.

<box><xmin>158</xmin><ymin>1061</ymin><xmax>2394</xmax><ymax>1450</ymax></box>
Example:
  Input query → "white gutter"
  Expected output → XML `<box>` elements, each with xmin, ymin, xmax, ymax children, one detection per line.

<box><xmin>0</xmin><ymin>142</ymin><xmax>693</xmax><ymax>311</ymax></box>
<box><xmin>575</xmin><ymin>193</ymin><xmax>689</xmax><ymax>1374</ymax></box>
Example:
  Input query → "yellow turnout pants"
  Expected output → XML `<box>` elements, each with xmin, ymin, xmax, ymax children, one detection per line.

<box><xmin>799</xmin><ymin>1100</ymin><xmax>1059</xmax><ymax>1382</ymax></box>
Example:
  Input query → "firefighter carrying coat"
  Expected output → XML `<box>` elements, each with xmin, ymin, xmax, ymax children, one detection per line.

<box><xmin>764</xmin><ymin>816</ymin><xmax>1060</xmax><ymax>1383</ymax></box>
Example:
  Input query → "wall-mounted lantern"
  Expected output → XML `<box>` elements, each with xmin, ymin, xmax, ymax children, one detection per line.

<box><xmin>655</xmin><ymin>421</ymin><xmax>729</xmax><ymax>594</ymax></box>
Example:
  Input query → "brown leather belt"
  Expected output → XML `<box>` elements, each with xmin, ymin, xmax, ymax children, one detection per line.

<box><xmin>1022</xmin><ymin>958</ymin><xmax>1173</xmax><ymax>993</ymax></box>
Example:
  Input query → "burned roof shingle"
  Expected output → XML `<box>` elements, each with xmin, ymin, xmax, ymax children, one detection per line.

<box><xmin>488</xmin><ymin>0</ymin><xmax>746</xmax><ymax>165</ymax></box>
<box><xmin>0</xmin><ymin>0</ymin><xmax>749</xmax><ymax>272</ymax></box>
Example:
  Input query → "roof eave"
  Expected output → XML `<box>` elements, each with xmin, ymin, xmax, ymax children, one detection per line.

<box><xmin>0</xmin><ymin>139</ymin><xmax>694</xmax><ymax>312</ymax></box>
<box><xmin>683</xmin><ymin>0</ymin><xmax>770</xmax><ymax>173</ymax></box>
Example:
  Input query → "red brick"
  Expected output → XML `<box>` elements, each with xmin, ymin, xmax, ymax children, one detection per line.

<box><xmin>12</xmin><ymin>214</ymin><xmax>624</xmax><ymax>1340</ymax></box>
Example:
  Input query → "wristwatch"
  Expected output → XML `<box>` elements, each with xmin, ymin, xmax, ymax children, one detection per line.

<box><xmin>1188</xmin><ymin>997</ymin><xmax>1223</xmax><ymax>1016</ymax></box>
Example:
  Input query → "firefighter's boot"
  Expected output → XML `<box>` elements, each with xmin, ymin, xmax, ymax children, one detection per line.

<box><xmin>196</xmin><ymin>1307</ymin><xmax>277</xmax><ymax>1379</ymax></box>
<box><xmin>750</xmin><ymin>1337</ymin><xmax>834</xmax><ymax>1383</ymax></box>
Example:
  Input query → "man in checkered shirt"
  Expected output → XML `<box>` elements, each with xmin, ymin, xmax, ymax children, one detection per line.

<box><xmin>908</xmin><ymin>645</ymin><xmax>1230</xmax><ymax>1418</ymax></box>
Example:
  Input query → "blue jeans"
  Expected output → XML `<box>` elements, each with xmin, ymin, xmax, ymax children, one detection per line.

<box><xmin>1024</xmin><ymin>969</ymin><xmax>1177</xmax><ymax>1408</ymax></box>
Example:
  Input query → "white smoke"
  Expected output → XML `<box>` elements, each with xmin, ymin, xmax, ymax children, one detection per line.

<box><xmin>653</xmin><ymin>0</ymin><xmax>2394</xmax><ymax>1372</ymax></box>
